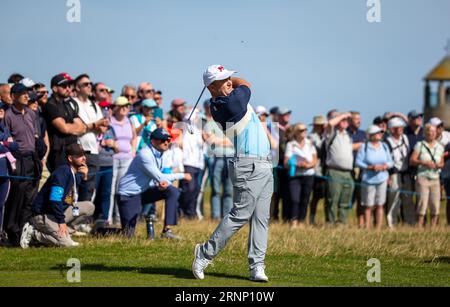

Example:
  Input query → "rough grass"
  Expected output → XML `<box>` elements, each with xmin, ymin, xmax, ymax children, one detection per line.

<box><xmin>0</xmin><ymin>198</ymin><xmax>449</xmax><ymax>287</ymax></box>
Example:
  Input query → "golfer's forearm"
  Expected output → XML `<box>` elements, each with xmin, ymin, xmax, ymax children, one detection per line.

<box><xmin>231</xmin><ymin>77</ymin><xmax>251</xmax><ymax>88</ymax></box>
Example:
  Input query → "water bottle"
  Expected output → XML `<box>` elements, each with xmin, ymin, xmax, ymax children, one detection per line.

<box><xmin>289</xmin><ymin>156</ymin><xmax>297</xmax><ymax>177</ymax></box>
<box><xmin>145</xmin><ymin>215</ymin><xmax>155</xmax><ymax>240</ymax></box>
<box><xmin>72</xmin><ymin>206</ymin><xmax>80</xmax><ymax>217</ymax></box>
<box><xmin>162</xmin><ymin>167</ymin><xmax>172</xmax><ymax>174</ymax></box>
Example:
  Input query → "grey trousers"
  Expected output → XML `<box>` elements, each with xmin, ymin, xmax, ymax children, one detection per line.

<box><xmin>386</xmin><ymin>173</ymin><xmax>415</xmax><ymax>227</ymax></box>
<box><xmin>201</xmin><ymin>157</ymin><xmax>274</xmax><ymax>270</ymax></box>
<box><xmin>31</xmin><ymin>201</ymin><xmax>95</xmax><ymax>247</ymax></box>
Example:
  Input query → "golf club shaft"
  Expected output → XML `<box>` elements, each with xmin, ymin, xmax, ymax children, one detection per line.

<box><xmin>187</xmin><ymin>85</ymin><xmax>207</xmax><ymax>121</ymax></box>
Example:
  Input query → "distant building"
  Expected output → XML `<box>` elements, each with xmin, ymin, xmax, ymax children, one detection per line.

<box><xmin>424</xmin><ymin>41</ymin><xmax>450</xmax><ymax>129</ymax></box>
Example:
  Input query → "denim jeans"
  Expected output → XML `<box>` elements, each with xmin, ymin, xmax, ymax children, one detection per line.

<box><xmin>210</xmin><ymin>157</ymin><xmax>233</xmax><ymax>219</ymax></box>
<box><xmin>94</xmin><ymin>166</ymin><xmax>113</xmax><ymax>220</ymax></box>
<box><xmin>109</xmin><ymin>159</ymin><xmax>132</xmax><ymax>223</ymax></box>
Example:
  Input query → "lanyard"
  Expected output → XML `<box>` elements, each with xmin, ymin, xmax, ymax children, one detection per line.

<box><xmin>70</xmin><ymin>168</ymin><xmax>78</xmax><ymax>205</ymax></box>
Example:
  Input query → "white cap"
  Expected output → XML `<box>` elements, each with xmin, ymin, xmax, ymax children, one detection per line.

<box><xmin>20</xmin><ymin>77</ymin><xmax>35</xmax><ymax>88</ymax></box>
<box><xmin>203</xmin><ymin>65</ymin><xmax>236</xmax><ymax>87</ymax></box>
<box><xmin>366</xmin><ymin>125</ymin><xmax>383</xmax><ymax>135</ymax></box>
<box><xmin>388</xmin><ymin>117</ymin><xmax>406</xmax><ymax>129</ymax></box>
<box><xmin>428</xmin><ymin>117</ymin><xmax>443</xmax><ymax>126</ymax></box>
<box><xmin>255</xmin><ymin>105</ymin><xmax>269</xmax><ymax>116</ymax></box>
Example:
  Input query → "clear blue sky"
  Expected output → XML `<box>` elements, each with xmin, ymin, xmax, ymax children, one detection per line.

<box><xmin>1</xmin><ymin>0</ymin><xmax>449</xmax><ymax>127</ymax></box>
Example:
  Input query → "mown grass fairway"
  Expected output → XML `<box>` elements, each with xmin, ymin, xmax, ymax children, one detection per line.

<box><xmin>0</xmin><ymin>213</ymin><xmax>449</xmax><ymax>287</ymax></box>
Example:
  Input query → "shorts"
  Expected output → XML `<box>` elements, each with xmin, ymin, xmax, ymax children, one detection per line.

<box><xmin>416</xmin><ymin>176</ymin><xmax>441</xmax><ymax>216</ymax></box>
<box><xmin>361</xmin><ymin>181</ymin><xmax>387</xmax><ymax>207</ymax></box>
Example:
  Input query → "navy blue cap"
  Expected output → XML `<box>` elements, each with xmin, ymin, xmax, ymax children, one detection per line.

<box><xmin>10</xmin><ymin>83</ymin><xmax>28</xmax><ymax>94</ymax></box>
<box><xmin>373</xmin><ymin>116</ymin><xmax>384</xmax><ymax>125</ymax></box>
<box><xmin>407</xmin><ymin>110</ymin><xmax>423</xmax><ymax>119</ymax></box>
<box><xmin>269</xmin><ymin>106</ymin><xmax>279</xmax><ymax>115</ymax></box>
<box><xmin>150</xmin><ymin>128</ymin><xmax>171</xmax><ymax>141</ymax></box>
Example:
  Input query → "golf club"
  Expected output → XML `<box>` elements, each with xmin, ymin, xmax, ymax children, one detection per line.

<box><xmin>186</xmin><ymin>85</ymin><xmax>207</xmax><ymax>134</ymax></box>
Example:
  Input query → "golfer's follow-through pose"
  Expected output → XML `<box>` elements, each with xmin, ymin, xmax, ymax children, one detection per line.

<box><xmin>192</xmin><ymin>65</ymin><xmax>274</xmax><ymax>282</ymax></box>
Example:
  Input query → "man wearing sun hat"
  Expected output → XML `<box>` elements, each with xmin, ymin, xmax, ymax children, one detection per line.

<box><xmin>192</xmin><ymin>65</ymin><xmax>274</xmax><ymax>282</ymax></box>
<box><xmin>385</xmin><ymin>117</ymin><xmax>415</xmax><ymax>227</ymax></box>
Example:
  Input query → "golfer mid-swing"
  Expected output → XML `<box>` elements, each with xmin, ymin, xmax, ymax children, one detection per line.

<box><xmin>192</xmin><ymin>65</ymin><xmax>274</xmax><ymax>282</ymax></box>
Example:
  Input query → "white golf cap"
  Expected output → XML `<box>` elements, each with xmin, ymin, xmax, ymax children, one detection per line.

<box><xmin>428</xmin><ymin>117</ymin><xmax>443</xmax><ymax>126</ymax></box>
<box><xmin>203</xmin><ymin>65</ymin><xmax>236</xmax><ymax>87</ymax></box>
<box><xmin>388</xmin><ymin>117</ymin><xmax>406</xmax><ymax>129</ymax></box>
<box><xmin>366</xmin><ymin>125</ymin><xmax>383</xmax><ymax>135</ymax></box>
<box><xmin>20</xmin><ymin>77</ymin><xmax>35</xmax><ymax>88</ymax></box>
<box><xmin>255</xmin><ymin>105</ymin><xmax>269</xmax><ymax>116</ymax></box>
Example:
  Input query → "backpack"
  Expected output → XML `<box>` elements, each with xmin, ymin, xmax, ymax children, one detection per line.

<box><xmin>320</xmin><ymin>130</ymin><xmax>338</xmax><ymax>174</ymax></box>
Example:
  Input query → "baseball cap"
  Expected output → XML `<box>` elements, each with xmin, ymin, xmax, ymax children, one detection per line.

<box><xmin>114</xmin><ymin>96</ymin><xmax>130</xmax><ymax>106</ymax></box>
<box><xmin>373</xmin><ymin>116</ymin><xmax>384</xmax><ymax>125</ymax></box>
<box><xmin>428</xmin><ymin>117</ymin><xmax>443</xmax><ymax>127</ymax></box>
<box><xmin>151</xmin><ymin>128</ymin><xmax>171</xmax><ymax>141</ymax></box>
<box><xmin>65</xmin><ymin>143</ymin><xmax>85</xmax><ymax>157</ymax></box>
<box><xmin>407</xmin><ymin>110</ymin><xmax>423</xmax><ymax>119</ymax></box>
<box><xmin>203</xmin><ymin>65</ymin><xmax>236</xmax><ymax>87</ymax></box>
<box><xmin>142</xmin><ymin>99</ymin><xmax>157</xmax><ymax>108</ymax></box>
<box><xmin>28</xmin><ymin>92</ymin><xmax>43</xmax><ymax>103</ymax></box>
<box><xmin>98</xmin><ymin>101</ymin><xmax>112</xmax><ymax>108</ymax></box>
<box><xmin>310</xmin><ymin>115</ymin><xmax>327</xmax><ymax>126</ymax></box>
<box><xmin>366</xmin><ymin>125</ymin><xmax>383</xmax><ymax>135</ymax></box>
<box><xmin>269</xmin><ymin>106</ymin><xmax>279</xmax><ymax>115</ymax></box>
<box><xmin>50</xmin><ymin>73</ymin><xmax>73</xmax><ymax>88</ymax></box>
<box><xmin>20</xmin><ymin>77</ymin><xmax>36</xmax><ymax>88</ymax></box>
<box><xmin>106</xmin><ymin>86</ymin><xmax>115</xmax><ymax>94</ymax></box>
<box><xmin>10</xmin><ymin>83</ymin><xmax>28</xmax><ymax>94</ymax></box>
<box><xmin>277</xmin><ymin>108</ymin><xmax>292</xmax><ymax>116</ymax></box>
<box><xmin>388</xmin><ymin>117</ymin><xmax>406</xmax><ymax>129</ymax></box>
<box><xmin>255</xmin><ymin>106</ymin><xmax>269</xmax><ymax>117</ymax></box>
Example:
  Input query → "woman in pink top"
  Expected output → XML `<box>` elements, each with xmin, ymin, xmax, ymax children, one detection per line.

<box><xmin>109</xmin><ymin>96</ymin><xmax>137</xmax><ymax>225</ymax></box>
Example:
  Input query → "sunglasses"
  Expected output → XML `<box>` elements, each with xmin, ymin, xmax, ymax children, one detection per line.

<box><xmin>141</xmin><ymin>89</ymin><xmax>155</xmax><ymax>94</ymax></box>
<box><xmin>124</xmin><ymin>95</ymin><xmax>137</xmax><ymax>100</ymax></box>
<box><xmin>37</xmin><ymin>90</ymin><xmax>48</xmax><ymax>95</ymax></box>
<box><xmin>80</xmin><ymin>82</ymin><xmax>93</xmax><ymax>88</ymax></box>
<box><xmin>98</xmin><ymin>88</ymin><xmax>108</xmax><ymax>93</ymax></box>
<box><xmin>58</xmin><ymin>84</ymin><xmax>71</xmax><ymax>89</ymax></box>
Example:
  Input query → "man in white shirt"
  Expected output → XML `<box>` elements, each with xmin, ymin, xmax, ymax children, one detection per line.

<box><xmin>72</xmin><ymin>74</ymin><xmax>109</xmax><ymax>201</ymax></box>
<box><xmin>385</xmin><ymin>117</ymin><xmax>415</xmax><ymax>227</ymax></box>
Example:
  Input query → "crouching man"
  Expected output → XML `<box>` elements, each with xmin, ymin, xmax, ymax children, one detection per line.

<box><xmin>117</xmin><ymin>128</ymin><xmax>192</xmax><ymax>239</ymax></box>
<box><xmin>20</xmin><ymin>144</ymin><xmax>95</xmax><ymax>248</ymax></box>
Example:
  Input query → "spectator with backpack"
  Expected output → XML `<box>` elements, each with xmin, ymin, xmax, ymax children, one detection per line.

<box><xmin>324</xmin><ymin>112</ymin><xmax>356</xmax><ymax>225</ymax></box>
<box><xmin>385</xmin><ymin>117</ymin><xmax>415</xmax><ymax>227</ymax></box>
<box><xmin>356</xmin><ymin>125</ymin><xmax>394</xmax><ymax>230</ymax></box>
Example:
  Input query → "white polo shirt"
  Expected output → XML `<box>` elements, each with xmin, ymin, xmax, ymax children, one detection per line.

<box><xmin>74</xmin><ymin>98</ymin><xmax>103</xmax><ymax>154</ymax></box>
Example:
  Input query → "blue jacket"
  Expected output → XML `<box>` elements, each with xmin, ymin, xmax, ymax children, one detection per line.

<box><xmin>356</xmin><ymin>142</ymin><xmax>394</xmax><ymax>185</ymax></box>
<box><xmin>32</xmin><ymin>164</ymin><xmax>83</xmax><ymax>224</ymax></box>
